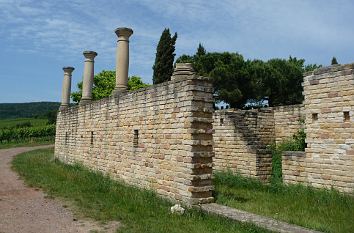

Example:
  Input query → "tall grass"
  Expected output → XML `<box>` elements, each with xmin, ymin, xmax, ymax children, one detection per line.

<box><xmin>214</xmin><ymin>171</ymin><xmax>354</xmax><ymax>233</ymax></box>
<box><xmin>12</xmin><ymin>148</ymin><xmax>271</xmax><ymax>233</ymax></box>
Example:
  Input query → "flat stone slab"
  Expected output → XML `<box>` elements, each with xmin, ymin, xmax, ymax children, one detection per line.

<box><xmin>200</xmin><ymin>203</ymin><xmax>322</xmax><ymax>233</ymax></box>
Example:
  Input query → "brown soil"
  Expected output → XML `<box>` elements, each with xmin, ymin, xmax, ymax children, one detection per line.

<box><xmin>0</xmin><ymin>145</ymin><xmax>120</xmax><ymax>233</ymax></box>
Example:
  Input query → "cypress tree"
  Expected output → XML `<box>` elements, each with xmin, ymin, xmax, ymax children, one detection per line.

<box><xmin>196</xmin><ymin>43</ymin><xmax>206</xmax><ymax>57</ymax></box>
<box><xmin>331</xmin><ymin>57</ymin><xmax>338</xmax><ymax>65</ymax></box>
<box><xmin>153</xmin><ymin>28</ymin><xmax>177</xmax><ymax>84</ymax></box>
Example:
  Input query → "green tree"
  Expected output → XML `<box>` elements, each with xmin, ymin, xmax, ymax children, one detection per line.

<box><xmin>331</xmin><ymin>57</ymin><xmax>338</xmax><ymax>65</ymax></box>
<box><xmin>196</xmin><ymin>43</ymin><xmax>206</xmax><ymax>57</ymax></box>
<box><xmin>71</xmin><ymin>70</ymin><xmax>149</xmax><ymax>103</ymax></box>
<box><xmin>265</xmin><ymin>58</ymin><xmax>304</xmax><ymax>106</ymax></box>
<box><xmin>46</xmin><ymin>110</ymin><xmax>58</xmax><ymax>125</ymax></box>
<box><xmin>176</xmin><ymin>48</ymin><xmax>322</xmax><ymax>108</ymax></box>
<box><xmin>199</xmin><ymin>52</ymin><xmax>248</xmax><ymax>108</ymax></box>
<box><xmin>152</xmin><ymin>28</ymin><xmax>177</xmax><ymax>84</ymax></box>
<box><xmin>175</xmin><ymin>54</ymin><xmax>194</xmax><ymax>63</ymax></box>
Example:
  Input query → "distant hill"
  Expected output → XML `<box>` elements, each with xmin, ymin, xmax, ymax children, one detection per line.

<box><xmin>0</xmin><ymin>102</ymin><xmax>61</xmax><ymax>119</ymax></box>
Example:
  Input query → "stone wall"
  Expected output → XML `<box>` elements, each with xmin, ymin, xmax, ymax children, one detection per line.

<box><xmin>55</xmin><ymin>75</ymin><xmax>215</xmax><ymax>205</ymax></box>
<box><xmin>213</xmin><ymin>105</ymin><xmax>305</xmax><ymax>180</ymax></box>
<box><xmin>213</xmin><ymin>109</ymin><xmax>274</xmax><ymax>180</ymax></box>
<box><xmin>273</xmin><ymin>105</ymin><xmax>304</xmax><ymax>144</ymax></box>
<box><xmin>56</xmin><ymin>60</ymin><xmax>354</xmax><ymax>195</ymax></box>
<box><xmin>282</xmin><ymin>151</ymin><xmax>306</xmax><ymax>183</ymax></box>
<box><xmin>282</xmin><ymin>64</ymin><xmax>354</xmax><ymax>192</ymax></box>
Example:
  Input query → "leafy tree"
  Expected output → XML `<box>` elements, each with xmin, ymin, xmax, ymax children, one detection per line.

<box><xmin>71</xmin><ymin>70</ymin><xmax>149</xmax><ymax>103</ymax></box>
<box><xmin>287</xmin><ymin>56</ymin><xmax>321</xmax><ymax>72</ymax></box>
<box><xmin>176</xmin><ymin>45</ymin><xmax>322</xmax><ymax>108</ymax></box>
<box><xmin>175</xmin><ymin>54</ymin><xmax>194</xmax><ymax>63</ymax></box>
<box><xmin>46</xmin><ymin>110</ymin><xmax>58</xmax><ymax>125</ymax></box>
<box><xmin>128</xmin><ymin>76</ymin><xmax>150</xmax><ymax>91</ymax></box>
<box><xmin>331</xmin><ymin>57</ymin><xmax>338</xmax><ymax>65</ymax></box>
<box><xmin>152</xmin><ymin>28</ymin><xmax>177</xmax><ymax>84</ymax></box>
<box><xmin>265</xmin><ymin>58</ymin><xmax>304</xmax><ymax>106</ymax></box>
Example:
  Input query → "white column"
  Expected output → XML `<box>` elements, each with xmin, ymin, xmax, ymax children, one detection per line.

<box><xmin>80</xmin><ymin>51</ymin><xmax>97</xmax><ymax>105</ymax></box>
<box><xmin>60</xmin><ymin>67</ymin><xmax>74</xmax><ymax>109</ymax></box>
<box><xmin>112</xmin><ymin>27</ymin><xmax>133</xmax><ymax>95</ymax></box>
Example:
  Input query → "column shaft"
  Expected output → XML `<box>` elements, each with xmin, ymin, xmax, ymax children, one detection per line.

<box><xmin>80</xmin><ymin>51</ymin><xmax>97</xmax><ymax>105</ymax></box>
<box><xmin>61</xmin><ymin>67</ymin><xmax>74</xmax><ymax>109</ymax></box>
<box><xmin>113</xmin><ymin>27</ymin><xmax>133</xmax><ymax>95</ymax></box>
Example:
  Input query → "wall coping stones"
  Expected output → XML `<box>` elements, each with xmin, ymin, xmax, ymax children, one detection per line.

<box><xmin>59</xmin><ymin>75</ymin><xmax>213</xmax><ymax>113</ymax></box>
<box><xmin>283</xmin><ymin>151</ymin><xmax>306</xmax><ymax>157</ymax></box>
<box><xmin>304</xmin><ymin>63</ymin><xmax>354</xmax><ymax>77</ymax></box>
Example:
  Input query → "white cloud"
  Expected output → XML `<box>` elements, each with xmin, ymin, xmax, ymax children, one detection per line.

<box><xmin>0</xmin><ymin>0</ymin><xmax>354</xmax><ymax>82</ymax></box>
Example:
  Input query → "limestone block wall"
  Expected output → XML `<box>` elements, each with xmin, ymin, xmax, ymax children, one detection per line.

<box><xmin>55</xmin><ymin>75</ymin><xmax>214</xmax><ymax>205</ymax></box>
<box><xmin>213</xmin><ymin>104</ymin><xmax>306</xmax><ymax>180</ymax></box>
<box><xmin>282</xmin><ymin>151</ymin><xmax>306</xmax><ymax>183</ymax></box>
<box><xmin>304</xmin><ymin>64</ymin><xmax>354</xmax><ymax>192</ymax></box>
<box><xmin>283</xmin><ymin>64</ymin><xmax>354</xmax><ymax>192</ymax></box>
<box><xmin>273</xmin><ymin>104</ymin><xmax>304</xmax><ymax>144</ymax></box>
<box><xmin>213</xmin><ymin>109</ymin><xmax>274</xmax><ymax>180</ymax></box>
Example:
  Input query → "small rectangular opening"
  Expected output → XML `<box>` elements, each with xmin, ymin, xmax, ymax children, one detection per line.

<box><xmin>90</xmin><ymin>131</ymin><xmax>94</xmax><ymax>145</ymax></box>
<box><xmin>65</xmin><ymin>132</ymin><xmax>68</xmax><ymax>145</ymax></box>
<box><xmin>344</xmin><ymin>111</ymin><xmax>350</xmax><ymax>122</ymax></box>
<box><xmin>133</xmin><ymin>130</ymin><xmax>139</xmax><ymax>148</ymax></box>
<box><xmin>220</xmin><ymin>118</ymin><xmax>224</xmax><ymax>126</ymax></box>
<box><xmin>312</xmin><ymin>113</ymin><xmax>318</xmax><ymax>122</ymax></box>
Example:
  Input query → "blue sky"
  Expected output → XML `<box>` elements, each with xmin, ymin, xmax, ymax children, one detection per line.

<box><xmin>1</xmin><ymin>0</ymin><xmax>354</xmax><ymax>103</ymax></box>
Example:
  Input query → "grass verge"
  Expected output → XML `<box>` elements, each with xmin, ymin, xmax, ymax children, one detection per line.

<box><xmin>214</xmin><ymin>171</ymin><xmax>354</xmax><ymax>233</ymax></box>
<box><xmin>12</xmin><ymin>148</ymin><xmax>271</xmax><ymax>233</ymax></box>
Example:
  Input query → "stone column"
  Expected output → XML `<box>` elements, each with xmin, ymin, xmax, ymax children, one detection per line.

<box><xmin>60</xmin><ymin>66</ymin><xmax>74</xmax><ymax>109</ymax></box>
<box><xmin>112</xmin><ymin>27</ymin><xmax>133</xmax><ymax>95</ymax></box>
<box><xmin>80</xmin><ymin>51</ymin><xmax>97</xmax><ymax>105</ymax></box>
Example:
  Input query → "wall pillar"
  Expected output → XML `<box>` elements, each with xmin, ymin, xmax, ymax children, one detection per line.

<box><xmin>60</xmin><ymin>66</ymin><xmax>74</xmax><ymax>109</ymax></box>
<box><xmin>80</xmin><ymin>51</ymin><xmax>97</xmax><ymax>105</ymax></box>
<box><xmin>112</xmin><ymin>27</ymin><xmax>133</xmax><ymax>95</ymax></box>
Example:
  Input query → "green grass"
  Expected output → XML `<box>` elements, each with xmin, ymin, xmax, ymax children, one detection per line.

<box><xmin>214</xmin><ymin>171</ymin><xmax>354</xmax><ymax>233</ymax></box>
<box><xmin>12</xmin><ymin>148</ymin><xmax>271</xmax><ymax>233</ymax></box>
<box><xmin>0</xmin><ymin>118</ymin><xmax>48</xmax><ymax>129</ymax></box>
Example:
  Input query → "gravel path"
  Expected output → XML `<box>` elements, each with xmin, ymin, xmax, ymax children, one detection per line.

<box><xmin>0</xmin><ymin>145</ymin><xmax>120</xmax><ymax>233</ymax></box>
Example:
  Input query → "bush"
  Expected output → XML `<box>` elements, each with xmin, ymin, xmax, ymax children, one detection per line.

<box><xmin>270</xmin><ymin>128</ymin><xmax>306</xmax><ymax>184</ymax></box>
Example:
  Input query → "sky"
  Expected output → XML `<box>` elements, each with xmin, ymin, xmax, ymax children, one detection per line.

<box><xmin>1</xmin><ymin>0</ymin><xmax>354</xmax><ymax>103</ymax></box>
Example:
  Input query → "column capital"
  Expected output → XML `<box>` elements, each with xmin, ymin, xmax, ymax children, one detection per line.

<box><xmin>63</xmin><ymin>66</ymin><xmax>75</xmax><ymax>74</ymax></box>
<box><xmin>83</xmin><ymin>51</ymin><xmax>98</xmax><ymax>61</ymax></box>
<box><xmin>114</xmin><ymin>27</ymin><xmax>133</xmax><ymax>41</ymax></box>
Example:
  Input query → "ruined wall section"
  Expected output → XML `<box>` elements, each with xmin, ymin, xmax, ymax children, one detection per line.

<box><xmin>213</xmin><ymin>109</ymin><xmax>274</xmax><ymax>180</ymax></box>
<box><xmin>273</xmin><ymin>104</ymin><xmax>304</xmax><ymax>144</ymax></box>
<box><xmin>283</xmin><ymin>64</ymin><xmax>354</xmax><ymax>192</ymax></box>
<box><xmin>213</xmin><ymin>104</ymin><xmax>306</xmax><ymax>180</ymax></box>
<box><xmin>55</xmin><ymin>76</ymin><xmax>214</xmax><ymax>205</ymax></box>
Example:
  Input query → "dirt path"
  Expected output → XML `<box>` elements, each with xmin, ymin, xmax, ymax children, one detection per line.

<box><xmin>0</xmin><ymin>145</ymin><xmax>120</xmax><ymax>233</ymax></box>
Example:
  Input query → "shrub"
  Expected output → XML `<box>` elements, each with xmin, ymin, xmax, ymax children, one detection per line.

<box><xmin>270</xmin><ymin>128</ymin><xmax>306</xmax><ymax>184</ymax></box>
